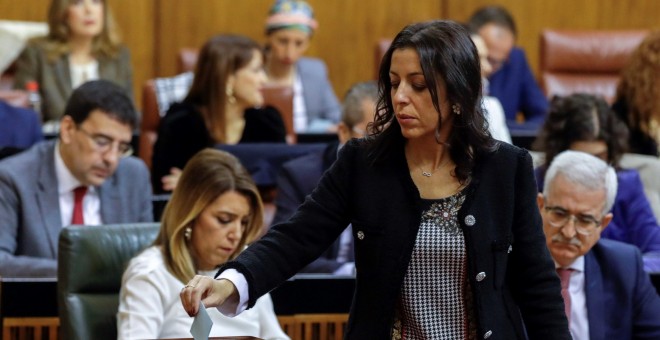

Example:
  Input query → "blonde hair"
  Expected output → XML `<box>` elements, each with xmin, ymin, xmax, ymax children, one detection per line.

<box><xmin>154</xmin><ymin>149</ymin><xmax>264</xmax><ymax>283</ymax></box>
<box><xmin>42</xmin><ymin>0</ymin><xmax>123</xmax><ymax>61</ymax></box>
<box><xmin>616</xmin><ymin>30</ymin><xmax>660</xmax><ymax>136</ymax></box>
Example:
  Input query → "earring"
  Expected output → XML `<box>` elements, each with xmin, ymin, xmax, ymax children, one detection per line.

<box><xmin>184</xmin><ymin>226</ymin><xmax>192</xmax><ymax>241</ymax></box>
<box><xmin>226</xmin><ymin>87</ymin><xmax>236</xmax><ymax>105</ymax></box>
<box><xmin>452</xmin><ymin>104</ymin><xmax>461</xmax><ymax>115</ymax></box>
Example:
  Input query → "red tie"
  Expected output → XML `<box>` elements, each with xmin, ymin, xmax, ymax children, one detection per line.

<box><xmin>557</xmin><ymin>268</ymin><xmax>573</xmax><ymax>323</ymax></box>
<box><xmin>71</xmin><ymin>186</ymin><xmax>88</xmax><ymax>225</ymax></box>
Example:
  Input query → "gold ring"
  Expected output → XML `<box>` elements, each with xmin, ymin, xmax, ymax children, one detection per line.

<box><xmin>184</xmin><ymin>284</ymin><xmax>195</xmax><ymax>289</ymax></box>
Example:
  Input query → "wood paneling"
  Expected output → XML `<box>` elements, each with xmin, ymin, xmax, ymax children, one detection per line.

<box><xmin>2</xmin><ymin>0</ymin><xmax>659</xmax><ymax>108</ymax></box>
<box><xmin>155</xmin><ymin>0</ymin><xmax>273</xmax><ymax>78</ymax></box>
<box><xmin>154</xmin><ymin>0</ymin><xmax>443</xmax><ymax>101</ymax></box>
<box><xmin>109</xmin><ymin>0</ymin><xmax>156</xmax><ymax>104</ymax></box>
<box><xmin>0</xmin><ymin>0</ymin><xmax>47</xmax><ymax>21</ymax></box>
<box><xmin>306</xmin><ymin>0</ymin><xmax>443</xmax><ymax>97</ymax></box>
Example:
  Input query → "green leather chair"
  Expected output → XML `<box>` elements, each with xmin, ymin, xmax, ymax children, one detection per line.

<box><xmin>57</xmin><ymin>223</ymin><xmax>160</xmax><ymax>340</ymax></box>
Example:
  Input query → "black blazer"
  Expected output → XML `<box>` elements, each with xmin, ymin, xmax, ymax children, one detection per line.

<box><xmin>222</xmin><ymin>139</ymin><xmax>570</xmax><ymax>339</ymax></box>
<box><xmin>151</xmin><ymin>102</ymin><xmax>286</xmax><ymax>193</ymax></box>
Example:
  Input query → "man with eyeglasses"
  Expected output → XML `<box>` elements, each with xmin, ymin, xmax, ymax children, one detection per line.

<box><xmin>537</xmin><ymin>150</ymin><xmax>660</xmax><ymax>339</ymax></box>
<box><xmin>0</xmin><ymin>80</ymin><xmax>153</xmax><ymax>278</ymax></box>
<box><xmin>271</xmin><ymin>81</ymin><xmax>377</xmax><ymax>275</ymax></box>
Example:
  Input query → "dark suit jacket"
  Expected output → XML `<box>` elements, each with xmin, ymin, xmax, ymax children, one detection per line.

<box><xmin>584</xmin><ymin>239</ymin><xmax>660</xmax><ymax>339</ymax></box>
<box><xmin>13</xmin><ymin>39</ymin><xmax>134</xmax><ymax>122</ymax></box>
<box><xmin>0</xmin><ymin>140</ymin><xmax>153</xmax><ymax>277</ymax></box>
<box><xmin>488</xmin><ymin>47</ymin><xmax>548</xmax><ymax>127</ymax></box>
<box><xmin>221</xmin><ymin>139</ymin><xmax>570</xmax><ymax>339</ymax></box>
<box><xmin>151</xmin><ymin>102</ymin><xmax>286</xmax><ymax>193</ymax></box>
<box><xmin>0</xmin><ymin>100</ymin><xmax>43</xmax><ymax>149</ymax></box>
<box><xmin>273</xmin><ymin>142</ymin><xmax>353</xmax><ymax>273</ymax></box>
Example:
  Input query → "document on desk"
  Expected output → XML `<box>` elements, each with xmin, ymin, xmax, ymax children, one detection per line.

<box><xmin>190</xmin><ymin>302</ymin><xmax>212</xmax><ymax>340</ymax></box>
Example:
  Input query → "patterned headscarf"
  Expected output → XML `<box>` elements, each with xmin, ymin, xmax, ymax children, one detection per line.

<box><xmin>265</xmin><ymin>0</ymin><xmax>318</xmax><ymax>35</ymax></box>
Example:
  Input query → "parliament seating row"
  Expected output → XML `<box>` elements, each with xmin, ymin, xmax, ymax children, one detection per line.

<box><xmin>1</xmin><ymin>224</ymin><xmax>354</xmax><ymax>340</ymax></box>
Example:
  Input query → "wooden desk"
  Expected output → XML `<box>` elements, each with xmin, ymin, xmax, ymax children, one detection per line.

<box><xmin>1</xmin><ymin>277</ymin><xmax>59</xmax><ymax>339</ymax></box>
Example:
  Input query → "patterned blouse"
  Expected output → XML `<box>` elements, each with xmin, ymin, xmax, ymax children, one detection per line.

<box><xmin>392</xmin><ymin>191</ymin><xmax>477</xmax><ymax>339</ymax></box>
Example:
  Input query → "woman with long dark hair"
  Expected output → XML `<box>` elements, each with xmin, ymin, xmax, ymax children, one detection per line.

<box><xmin>180</xmin><ymin>21</ymin><xmax>569</xmax><ymax>339</ymax></box>
<box><xmin>151</xmin><ymin>34</ymin><xmax>286</xmax><ymax>193</ymax></box>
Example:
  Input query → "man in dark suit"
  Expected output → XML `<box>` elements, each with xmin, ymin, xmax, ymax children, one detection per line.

<box><xmin>0</xmin><ymin>80</ymin><xmax>153</xmax><ymax>278</ymax></box>
<box><xmin>272</xmin><ymin>81</ymin><xmax>377</xmax><ymax>274</ymax></box>
<box><xmin>468</xmin><ymin>5</ymin><xmax>548</xmax><ymax>130</ymax></box>
<box><xmin>537</xmin><ymin>150</ymin><xmax>660</xmax><ymax>339</ymax></box>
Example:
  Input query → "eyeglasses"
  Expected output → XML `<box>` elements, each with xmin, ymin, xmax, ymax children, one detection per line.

<box><xmin>544</xmin><ymin>206</ymin><xmax>602</xmax><ymax>236</ymax></box>
<box><xmin>77</xmin><ymin>126</ymin><xmax>133</xmax><ymax>157</ymax></box>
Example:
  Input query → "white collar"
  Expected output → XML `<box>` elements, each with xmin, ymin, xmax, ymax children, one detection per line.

<box><xmin>54</xmin><ymin>141</ymin><xmax>86</xmax><ymax>194</ymax></box>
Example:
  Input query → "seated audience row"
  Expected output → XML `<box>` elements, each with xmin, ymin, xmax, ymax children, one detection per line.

<box><xmin>534</xmin><ymin>93</ymin><xmax>660</xmax><ymax>268</ymax></box>
<box><xmin>152</xmin><ymin>0</ymin><xmax>339</xmax><ymax>133</ymax></box>
<box><xmin>1</xmin><ymin>13</ymin><xmax>659</xmax><ymax>339</ymax></box>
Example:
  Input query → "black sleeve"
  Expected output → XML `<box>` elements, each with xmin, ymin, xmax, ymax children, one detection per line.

<box><xmin>241</xmin><ymin>106</ymin><xmax>287</xmax><ymax>143</ymax></box>
<box><xmin>151</xmin><ymin>105</ymin><xmax>211</xmax><ymax>193</ymax></box>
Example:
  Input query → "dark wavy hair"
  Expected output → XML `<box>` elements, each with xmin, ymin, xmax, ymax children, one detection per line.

<box><xmin>368</xmin><ymin>20</ymin><xmax>495</xmax><ymax>183</ymax></box>
<box><xmin>533</xmin><ymin>93</ymin><xmax>629</xmax><ymax>168</ymax></box>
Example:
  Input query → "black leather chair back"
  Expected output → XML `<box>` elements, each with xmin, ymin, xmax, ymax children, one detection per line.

<box><xmin>57</xmin><ymin>223</ymin><xmax>160</xmax><ymax>340</ymax></box>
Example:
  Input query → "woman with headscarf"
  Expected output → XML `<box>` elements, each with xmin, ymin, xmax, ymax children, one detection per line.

<box><xmin>264</xmin><ymin>0</ymin><xmax>341</xmax><ymax>132</ymax></box>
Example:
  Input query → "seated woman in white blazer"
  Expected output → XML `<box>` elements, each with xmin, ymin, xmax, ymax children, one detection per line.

<box><xmin>117</xmin><ymin>149</ymin><xmax>288</xmax><ymax>340</ymax></box>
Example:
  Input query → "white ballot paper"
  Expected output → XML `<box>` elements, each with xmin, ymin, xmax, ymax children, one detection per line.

<box><xmin>190</xmin><ymin>302</ymin><xmax>213</xmax><ymax>340</ymax></box>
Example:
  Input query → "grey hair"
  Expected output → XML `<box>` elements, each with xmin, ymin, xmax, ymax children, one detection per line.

<box><xmin>543</xmin><ymin>150</ymin><xmax>618</xmax><ymax>215</ymax></box>
<box><xmin>341</xmin><ymin>81</ymin><xmax>378</xmax><ymax>129</ymax></box>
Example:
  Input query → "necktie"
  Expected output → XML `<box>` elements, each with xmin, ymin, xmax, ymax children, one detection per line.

<box><xmin>556</xmin><ymin>268</ymin><xmax>573</xmax><ymax>323</ymax></box>
<box><xmin>71</xmin><ymin>186</ymin><xmax>88</xmax><ymax>225</ymax></box>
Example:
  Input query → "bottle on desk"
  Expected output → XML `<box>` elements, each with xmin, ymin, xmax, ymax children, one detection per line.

<box><xmin>25</xmin><ymin>80</ymin><xmax>42</xmax><ymax>121</ymax></box>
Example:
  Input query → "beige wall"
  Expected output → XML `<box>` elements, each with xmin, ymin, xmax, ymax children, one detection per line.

<box><xmin>2</xmin><ymin>0</ymin><xmax>659</xmax><ymax>107</ymax></box>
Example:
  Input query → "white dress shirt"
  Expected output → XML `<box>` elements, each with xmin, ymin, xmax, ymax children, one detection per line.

<box><xmin>69</xmin><ymin>58</ymin><xmax>99</xmax><ymax>89</ymax></box>
<box><xmin>292</xmin><ymin>73</ymin><xmax>308</xmax><ymax>133</ymax></box>
<box><xmin>557</xmin><ymin>256</ymin><xmax>589</xmax><ymax>340</ymax></box>
<box><xmin>54</xmin><ymin>143</ymin><xmax>102</xmax><ymax>227</ymax></box>
<box><xmin>482</xmin><ymin>96</ymin><xmax>512</xmax><ymax>144</ymax></box>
